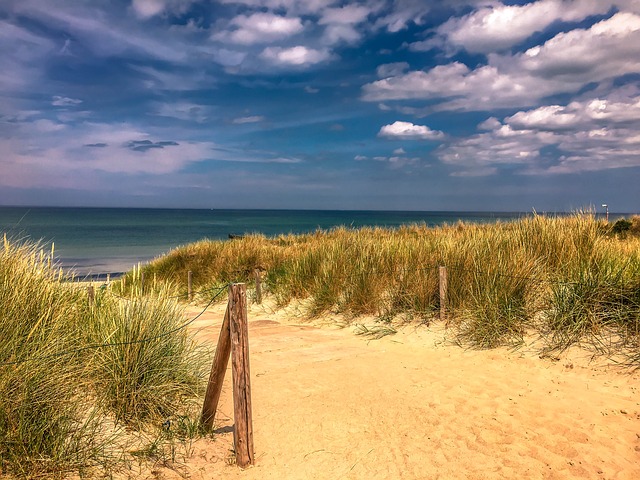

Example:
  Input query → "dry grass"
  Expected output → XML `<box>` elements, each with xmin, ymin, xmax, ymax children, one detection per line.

<box><xmin>141</xmin><ymin>213</ymin><xmax>640</xmax><ymax>352</ymax></box>
<box><xmin>0</xmin><ymin>237</ymin><xmax>208</xmax><ymax>478</ymax></box>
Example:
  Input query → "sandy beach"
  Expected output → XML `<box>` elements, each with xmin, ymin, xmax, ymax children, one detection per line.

<box><xmin>141</xmin><ymin>301</ymin><xmax>640</xmax><ymax>480</ymax></box>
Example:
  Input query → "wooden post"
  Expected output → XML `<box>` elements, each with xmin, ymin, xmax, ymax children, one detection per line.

<box><xmin>188</xmin><ymin>270</ymin><xmax>193</xmax><ymax>301</ymax></box>
<box><xmin>439</xmin><ymin>266</ymin><xmax>448</xmax><ymax>321</ymax></box>
<box><xmin>254</xmin><ymin>269</ymin><xmax>262</xmax><ymax>304</ymax></box>
<box><xmin>201</xmin><ymin>305</ymin><xmax>231</xmax><ymax>430</ymax></box>
<box><xmin>229</xmin><ymin>283</ymin><xmax>254</xmax><ymax>468</ymax></box>
<box><xmin>87</xmin><ymin>285</ymin><xmax>95</xmax><ymax>307</ymax></box>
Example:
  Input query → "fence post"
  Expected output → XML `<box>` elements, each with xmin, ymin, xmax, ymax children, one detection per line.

<box><xmin>188</xmin><ymin>270</ymin><xmax>193</xmax><ymax>301</ymax></box>
<box><xmin>87</xmin><ymin>285</ymin><xmax>95</xmax><ymax>307</ymax></box>
<box><xmin>229</xmin><ymin>283</ymin><xmax>254</xmax><ymax>468</ymax></box>
<box><xmin>201</xmin><ymin>304</ymin><xmax>231</xmax><ymax>430</ymax></box>
<box><xmin>439</xmin><ymin>266</ymin><xmax>448</xmax><ymax>321</ymax></box>
<box><xmin>254</xmin><ymin>269</ymin><xmax>262</xmax><ymax>304</ymax></box>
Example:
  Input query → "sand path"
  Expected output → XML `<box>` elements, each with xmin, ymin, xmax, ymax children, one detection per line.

<box><xmin>158</xmin><ymin>301</ymin><xmax>640</xmax><ymax>480</ymax></box>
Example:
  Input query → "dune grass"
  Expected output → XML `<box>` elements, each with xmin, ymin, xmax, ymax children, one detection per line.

<box><xmin>142</xmin><ymin>213</ymin><xmax>640</xmax><ymax>353</ymax></box>
<box><xmin>3</xmin><ymin>213</ymin><xmax>640</xmax><ymax>474</ymax></box>
<box><xmin>0</xmin><ymin>237</ymin><xmax>208</xmax><ymax>478</ymax></box>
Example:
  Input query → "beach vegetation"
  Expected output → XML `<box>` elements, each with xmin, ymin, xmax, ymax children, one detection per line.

<box><xmin>141</xmin><ymin>213</ymin><xmax>640</xmax><ymax>354</ymax></box>
<box><xmin>0</xmin><ymin>236</ymin><xmax>208</xmax><ymax>478</ymax></box>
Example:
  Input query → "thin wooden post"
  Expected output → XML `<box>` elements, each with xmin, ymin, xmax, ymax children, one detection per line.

<box><xmin>201</xmin><ymin>304</ymin><xmax>231</xmax><ymax>430</ymax></box>
<box><xmin>229</xmin><ymin>283</ymin><xmax>254</xmax><ymax>468</ymax></box>
<box><xmin>87</xmin><ymin>285</ymin><xmax>95</xmax><ymax>307</ymax></box>
<box><xmin>254</xmin><ymin>269</ymin><xmax>262</xmax><ymax>304</ymax></box>
<box><xmin>188</xmin><ymin>271</ymin><xmax>193</xmax><ymax>301</ymax></box>
<box><xmin>439</xmin><ymin>265</ymin><xmax>448</xmax><ymax>321</ymax></box>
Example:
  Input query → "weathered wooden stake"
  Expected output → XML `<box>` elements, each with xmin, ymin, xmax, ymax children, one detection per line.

<box><xmin>188</xmin><ymin>270</ymin><xmax>193</xmax><ymax>301</ymax></box>
<box><xmin>439</xmin><ymin>265</ymin><xmax>448</xmax><ymax>321</ymax></box>
<box><xmin>87</xmin><ymin>285</ymin><xmax>95</xmax><ymax>307</ymax></box>
<box><xmin>254</xmin><ymin>270</ymin><xmax>262</xmax><ymax>304</ymax></box>
<box><xmin>201</xmin><ymin>304</ymin><xmax>231</xmax><ymax>430</ymax></box>
<box><xmin>229</xmin><ymin>283</ymin><xmax>254</xmax><ymax>468</ymax></box>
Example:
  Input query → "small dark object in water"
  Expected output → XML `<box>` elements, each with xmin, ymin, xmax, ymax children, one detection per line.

<box><xmin>228</xmin><ymin>233</ymin><xmax>245</xmax><ymax>239</ymax></box>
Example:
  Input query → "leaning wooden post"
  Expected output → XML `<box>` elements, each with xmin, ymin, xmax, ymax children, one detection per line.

<box><xmin>188</xmin><ymin>270</ymin><xmax>193</xmax><ymax>301</ymax></box>
<box><xmin>201</xmin><ymin>304</ymin><xmax>231</xmax><ymax>430</ymax></box>
<box><xmin>87</xmin><ymin>285</ymin><xmax>95</xmax><ymax>307</ymax></box>
<box><xmin>229</xmin><ymin>283</ymin><xmax>254</xmax><ymax>468</ymax></box>
<box><xmin>439</xmin><ymin>265</ymin><xmax>448</xmax><ymax>321</ymax></box>
<box><xmin>254</xmin><ymin>270</ymin><xmax>262</xmax><ymax>304</ymax></box>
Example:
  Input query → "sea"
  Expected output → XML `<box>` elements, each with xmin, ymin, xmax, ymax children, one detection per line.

<box><xmin>0</xmin><ymin>206</ymin><xmax>607</xmax><ymax>278</ymax></box>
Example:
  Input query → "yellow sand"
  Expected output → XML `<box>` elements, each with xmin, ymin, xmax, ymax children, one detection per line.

<box><xmin>153</xmin><ymin>301</ymin><xmax>640</xmax><ymax>480</ymax></box>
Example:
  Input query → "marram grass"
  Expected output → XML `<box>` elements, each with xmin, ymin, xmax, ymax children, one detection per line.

<box><xmin>0</xmin><ymin>237</ymin><xmax>208</xmax><ymax>478</ymax></box>
<box><xmin>143</xmin><ymin>213</ymin><xmax>640</xmax><ymax>352</ymax></box>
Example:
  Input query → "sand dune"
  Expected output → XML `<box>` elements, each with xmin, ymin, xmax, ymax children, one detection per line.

<box><xmin>154</xmin><ymin>302</ymin><xmax>640</xmax><ymax>480</ymax></box>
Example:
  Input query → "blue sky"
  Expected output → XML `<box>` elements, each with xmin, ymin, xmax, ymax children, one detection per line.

<box><xmin>1</xmin><ymin>0</ymin><xmax>639</xmax><ymax>212</ymax></box>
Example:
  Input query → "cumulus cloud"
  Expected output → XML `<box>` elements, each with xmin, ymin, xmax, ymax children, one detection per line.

<box><xmin>378</xmin><ymin>121</ymin><xmax>444</xmax><ymax>140</ymax></box>
<box><xmin>432</xmin><ymin>0</ymin><xmax>613</xmax><ymax>54</ymax></box>
<box><xmin>318</xmin><ymin>4</ymin><xmax>380</xmax><ymax>45</ymax></box>
<box><xmin>374</xmin><ymin>0</ymin><xmax>432</xmax><ymax>33</ymax></box>
<box><xmin>213</xmin><ymin>12</ymin><xmax>304</xmax><ymax>45</ymax></box>
<box><xmin>436</xmin><ymin>88</ymin><xmax>640</xmax><ymax>175</ymax></box>
<box><xmin>363</xmin><ymin>12</ymin><xmax>640</xmax><ymax>111</ymax></box>
<box><xmin>261</xmin><ymin>46</ymin><xmax>331</xmax><ymax>66</ymax></box>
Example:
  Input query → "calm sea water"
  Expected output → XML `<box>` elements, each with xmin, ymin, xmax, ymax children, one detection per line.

<box><xmin>0</xmin><ymin>207</ymin><xmax>558</xmax><ymax>277</ymax></box>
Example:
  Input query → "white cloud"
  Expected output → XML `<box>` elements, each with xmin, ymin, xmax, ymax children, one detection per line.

<box><xmin>320</xmin><ymin>5</ymin><xmax>371</xmax><ymax>25</ymax></box>
<box><xmin>436</xmin><ymin>88</ymin><xmax>640</xmax><ymax>175</ymax></box>
<box><xmin>52</xmin><ymin>96</ymin><xmax>82</xmax><ymax>107</ymax></box>
<box><xmin>214</xmin><ymin>13</ymin><xmax>304</xmax><ymax>45</ymax></box>
<box><xmin>318</xmin><ymin>4</ymin><xmax>380</xmax><ymax>46</ymax></box>
<box><xmin>10</xmin><ymin>3</ymin><xmax>190</xmax><ymax>63</ymax></box>
<box><xmin>355</xmin><ymin>152</ymin><xmax>421</xmax><ymax>169</ymax></box>
<box><xmin>0</xmin><ymin>19</ymin><xmax>56</xmax><ymax>92</ymax></box>
<box><xmin>363</xmin><ymin>13</ymin><xmax>640</xmax><ymax>111</ymax></box>
<box><xmin>435</xmin><ymin>0</ymin><xmax>613</xmax><ymax>54</ymax></box>
<box><xmin>232</xmin><ymin>115</ymin><xmax>265</xmax><ymax>124</ymax></box>
<box><xmin>261</xmin><ymin>46</ymin><xmax>331</xmax><ymax>66</ymax></box>
<box><xmin>322</xmin><ymin>24</ymin><xmax>362</xmax><ymax>45</ymax></box>
<box><xmin>131</xmin><ymin>0</ymin><xmax>196</xmax><ymax>19</ymax></box>
<box><xmin>517</xmin><ymin>12</ymin><xmax>640</xmax><ymax>81</ymax></box>
<box><xmin>376</xmin><ymin>62</ymin><xmax>409</xmax><ymax>78</ymax></box>
<box><xmin>393</xmin><ymin>147</ymin><xmax>406</xmax><ymax>154</ymax></box>
<box><xmin>378</xmin><ymin>121</ymin><xmax>444</xmax><ymax>140</ymax></box>
<box><xmin>132</xmin><ymin>0</ymin><xmax>166</xmax><ymax>18</ymax></box>
<box><xmin>154</xmin><ymin>102</ymin><xmax>213</xmax><ymax>123</ymax></box>
<box><xmin>374</xmin><ymin>0</ymin><xmax>431</xmax><ymax>33</ymax></box>
<box><xmin>216</xmin><ymin>0</ymin><xmax>339</xmax><ymax>16</ymax></box>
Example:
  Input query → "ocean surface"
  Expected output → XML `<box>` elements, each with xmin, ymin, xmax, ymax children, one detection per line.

<box><xmin>0</xmin><ymin>207</ymin><xmax>585</xmax><ymax>277</ymax></box>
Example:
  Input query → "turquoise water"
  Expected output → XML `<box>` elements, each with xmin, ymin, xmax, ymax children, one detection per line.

<box><xmin>0</xmin><ymin>207</ymin><xmax>555</xmax><ymax>276</ymax></box>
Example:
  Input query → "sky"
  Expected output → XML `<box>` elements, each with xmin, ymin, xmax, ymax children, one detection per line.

<box><xmin>1</xmin><ymin>0</ymin><xmax>640</xmax><ymax>212</ymax></box>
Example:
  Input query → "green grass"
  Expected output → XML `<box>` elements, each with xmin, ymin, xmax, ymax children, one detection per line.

<box><xmin>141</xmin><ymin>213</ymin><xmax>640</xmax><ymax>353</ymax></box>
<box><xmin>0</xmin><ymin>237</ymin><xmax>208</xmax><ymax>478</ymax></box>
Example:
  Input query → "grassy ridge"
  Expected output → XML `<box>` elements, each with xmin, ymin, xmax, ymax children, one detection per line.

<box><xmin>142</xmin><ymin>214</ymin><xmax>640</xmax><ymax>350</ymax></box>
<box><xmin>0</xmin><ymin>237</ymin><xmax>207</xmax><ymax>478</ymax></box>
